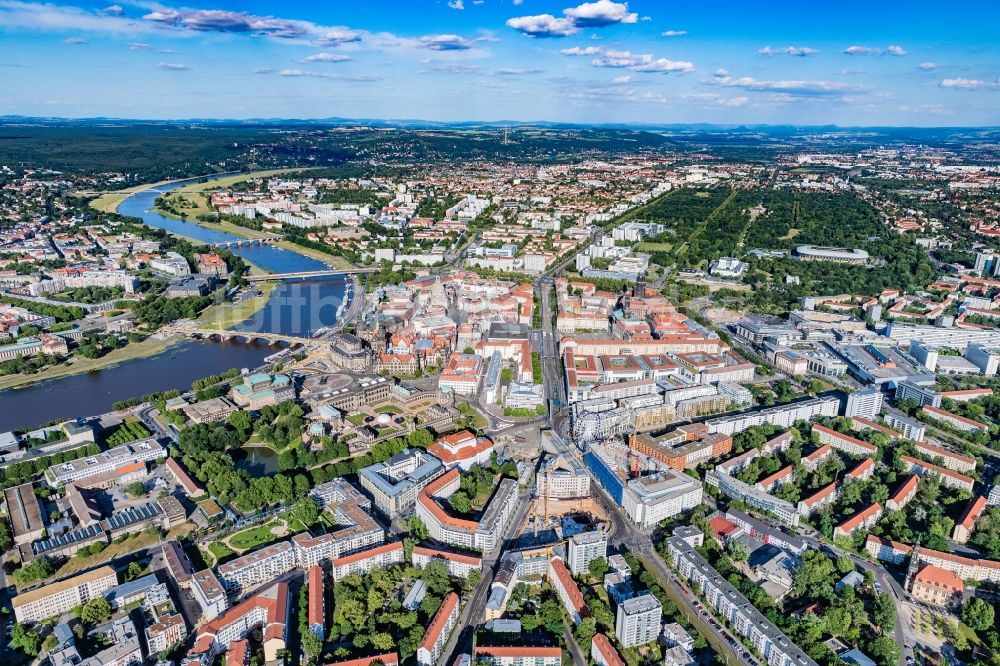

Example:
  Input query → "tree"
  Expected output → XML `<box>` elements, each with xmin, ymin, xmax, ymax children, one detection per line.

<box><xmin>228</xmin><ymin>410</ymin><xmax>252</xmax><ymax>436</ymax></box>
<box><xmin>80</xmin><ymin>597</ymin><xmax>112</xmax><ymax>625</ymax></box>
<box><xmin>13</xmin><ymin>557</ymin><xmax>54</xmax><ymax>585</ymax></box>
<box><xmin>726</xmin><ymin>539</ymin><xmax>751</xmax><ymax>563</ymax></box>
<box><xmin>9</xmin><ymin>624</ymin><xmax>41</xmax><ymax>656</ymax></box>
<box><xmin>962</xmin><ymin>597</ymin><xmax>996</xmax><ymax>631</ymax></box>
<box><xmin>407</xmin><ymin>516</ymin><xmax>428</xmax><ymax>541</ymax></box>
<box><xmin>423</xmin><ymin>560</ymin><xmax>452</xmax><ymax>595</ymax></box>
<box><xmin>575</xmin><ymin>616</ymin><xmax>597</xmax><ymax>646</ymax></box>
<box><xmin>466</xmin><ymin>569</ymin><xmax>483</xmax><ymax>590</ymax></box>
<box><xmin>836</xmin><ymin>556</ymin><xmax>855</xmax><ymax>575</ymax></box>
<box><xmin>301</xmin><ymin>630</ymin><xmax>322</xmax><ymax>658</ymax></box>
<box><xmin>371</xmin><ymin>632</ymin><xmax>394</xmax><ymax>651</ymax></box>
<box><xmin>587</xmin><ymin>557</ymin><xmax>609</xmax><ymax>580</ymax></box>
<box><xmin>540</xmin><ymin>599</ymin><xmax>564</xmax><ymax>635</ymax></box>
<box><xmin>868</xmin><ymin>635</ymin><xmax>900</xmax><ymax>666</ymax></box>
<box><xmin>872</xmin><ymin>594</ymin><xmax>896</xmax><ymax>634</ymax></box>
<box><xmin>449</xmin><ymin>491</ymin><xmax>472</xmax><ymax>514</ymax></box>
<box><xmin>126</xmin><ymin>561</ymin><xmax>143</xmax><ymax>582</ymax></box>
<box><xmin>521</xmin><ymin>612</ymin><xmax>540</xmax><ymax>631</ymax></box>
<box><xmin>291</xmin><ymin>498</ymin><xmax>320</xmax><ymax>526</ymax></box>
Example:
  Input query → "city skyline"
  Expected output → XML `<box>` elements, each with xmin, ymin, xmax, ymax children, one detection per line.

<box><xmin>0</xmin><ymin>0</ymin><xmax>998</xmax><ymax>126</ymax></box>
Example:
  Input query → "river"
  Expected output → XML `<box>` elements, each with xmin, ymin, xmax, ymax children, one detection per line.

<box><xmin>0</xmin><ymin>175</ymin><xmax>350</xmax><ymax>432</ymax></box>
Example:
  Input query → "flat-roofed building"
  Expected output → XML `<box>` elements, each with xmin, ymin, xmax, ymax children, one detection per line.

<box><xmin>13</xmin><ymin>565</ymin><xmax>117</xmax><ymax>623</ymax></box>
<box><xmin>666</xmin><ymin>534</ymin><xmax>818</xmax><ymax>666</ymax></box>
<box><xmin>885</xmin><ymin>413</ymin><xmax>926</xmax><ymax>442</ymax></box>
<box><xmin>622</xmin><ymin>469</ymin><xmax>703</xmax><ymax>529</ymax></box>
<box><xmin>567</xmin><ymin>530</ymin><xmax>607</xmax><ymax>576</ymax></box>
<box><xmin>845</xmin><ymin>388</ymin><xmax>883</xmax><ymax>420</ymax></box>
<box><xmin>192</xmin><ymin>569</ymin><xmax>228</xmax><ymax>622</ymax></box>
<box><xmin>217</xmin><ymin>541</ymin><xmax>296</xmax><ymax>596</ymax></box>
<box><xmin>895</xmin><ymin>381</ymin><xmax>941</xmax><ymax>408</ymax></box>
<box><xmin>359</xmin><ymin>448</ymin><xmax>444</xmax><ymax>519</ymax></box>
<box><xmin>616</xmin><ymin>593</ymin><xmax>662</xmax><ymax>648</ymax></box>
<box><xmin>535</xmin><ymin>452</ymin><xmax>589</xmax><ymax>499</ymax></box>
<box><xmin>417</xmin><ymin>469</ymin><xmax>519</xmax><ymax>553</ymax></box>
<box><xmin>44</xmin><ymin>439</ymin><xmax>164</xmax><ymax>487</ymax></box>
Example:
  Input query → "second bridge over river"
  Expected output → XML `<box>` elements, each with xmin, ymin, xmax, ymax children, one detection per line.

<box><xmin>244</xmin><ymin>267</ymin><xmax>380</xmax><ymax>282</ymax></box>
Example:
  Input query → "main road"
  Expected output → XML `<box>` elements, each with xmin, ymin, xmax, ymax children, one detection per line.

<box><xmin>437</xmin><ymin>475</ymin><xmax>536</xmax><ymax>666</ymax></box>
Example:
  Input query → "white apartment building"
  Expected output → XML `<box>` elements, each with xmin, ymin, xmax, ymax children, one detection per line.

<box><xmin>622</xmin><ymin>469</ymin><xmax>703</xmax><ymax>528</ymax></box>
<box><xmin>331</xmin><ymin>542</ymin><xmax>404</xmax><ymax>582</ymax></box>
<box><xmin>811</xmin><ymin>425</ymin><xmax>878</xmax><ymax>457</ymax></box>
<box><xmin>44</xmin><ymin>439</ymin><xmax>164</xmax><ymax>486</ymax></box>
<box><xmin>895</xmin><ymin>381</ymin><xmax>942</xmax><ymax>408</ymax></box>
<box><xmin>473</xmin><ymin>646</ymin><xmax>562</xmax><ymax>665</ymax></box>
<box><xmin>885</xmin><ymin>413</ymin><xmax>926</xmax><ymax>441</ymax></box>
<box><xmin>535</xmin><ymin>452</ymin><xmax>590</xmax><ymax>499</ymax></box>
<box><xmin>417</xmin><ymin>470</ymin><xmax>519</xmax><ymax>553</ymax></box>
<box><xmin>965</xmin><ymin>343</ymin><xmax>1000</xmax><ymax>375</ymax></box>
<box><xmin>13</xmin><ymin>566</ymin><xmax>118</xmax><ymax>623</ymax></box>
<box><xmin>412</xmin><ymin>546</ymin><xmax>483</xmax><ymax>579</ymax></box>
<box><xmin>616</xmin><ymin>593</ymin><xmax>662</xmax><ymax>648</ymax></box>
<box><xmin>844</xmin><ymin>389</ymin><xmax>883</xmax><ymax>420</ymax></box>
<box><xmin>192</xmin><ymin>570</ymin><xmax>228</xmax><ymax>622</ymax></box>
<box><xmin>216</xmin><ymin>541</ymin><xmax>296</xmax><ymax>595</ymax></box>
<box><xmin>706</xmin><ymin>397</ymin><xmax>839</xmax><ymax>436</ymax></box>
<box><xmin>417</xmin><ymin>592</ymin><xmax>460</xmax><ymax>666</ymax></box>
<box><xmin>667</xmin><ymin>534</ymin><xmax>818</xmax><ymax>666</ymax></box>
<box><xmin>567</xmin><ymin>530</ymin><xmax>608</xmax><ymax>576</ymax></box>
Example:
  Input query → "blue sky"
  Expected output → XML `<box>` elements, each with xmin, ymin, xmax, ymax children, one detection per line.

<box><xmin>0</xmin><ymin>0</ymin><xmax>997</xmax><ymax>125</ymax></box>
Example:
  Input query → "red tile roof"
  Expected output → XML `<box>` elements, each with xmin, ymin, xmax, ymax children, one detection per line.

<box><xmin>412</xmin><ymin>545</ymin><xmax>483</xmax><ymax>566</ymax></box>
<box><xmin>836</xmin><ymin>502</ymin><xmax>882</xmax><ymax>534</ymax></box>
<box><xmin>914</xmin><ymin>564</ymin><xmax>964</xmax><ymax>592</ymax></box>
<box><xmin>889</xmin><ymin>475</ymin><xmax>919</xmax><ymax>506</ymax></box>
<box><xmin>308</xmin><ymin>565</ymin><xmax>324</xmax><ymax>630</ymax></box>
<box><xmin>473</xmin><ymin>646</ymin><xmax>563</xmax><ymax>658</ymax></box>
<box><xmin>324</xmin><ymin>653</ymin><xmax>399</xmax><ymax>666</ymax></box>
<box><xmin>958</xmin><ymin>496</ymin><xmax>988</xmax><ymax>530</ymax></box>
<box><xmin>549</xmin><ymin>557</ymin><xmax>588</xmax><ymax>615</ymax></box>
<box><xmin>419</xmin><ymin>592</ymin><xmax>459</xmax><ymax>653</ymax></box>
<box><xmin>801</xmin><ymin>482</ymin><xmax>839</xmax><ymax>506</ymax></box>
<box><xmin>592</xmin><ymin>633</ymin><xmax>625</xmax><ymax>666</ymax></box>
<box><xmin>812</xmin><ymin>424</ymin><xmax>878</xmax><ymax>453</ymax></box>
<box><xmin>332</xmin><ymin>541</ymin><xmax>403</xmax><ymax>568</ymax></box>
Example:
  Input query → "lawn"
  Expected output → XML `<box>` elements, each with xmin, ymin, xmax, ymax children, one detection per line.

<box><xmin>197</xmin><ymin>281</ymin><xmax>277</xmax><ymax>330</ymax></box>
<box><xmin>347</xmin><ymin>413</ymin><xmax>367</xmax><ymax>426</ymax></box>
<box><xmin>228</xmin><ymin>520</ymin><xmax>282</xmax><ymax>551</ymax></box>
<box><xmin>209</xmin><ymin>541</ymin><xmax>235</xmax><ymax>563</ymax></box>
<box><xmin>636</xmin><ymin>242</ymin><xmax>673</xmax><ymax>253</ymax></box>
<box><xmin>374</xmin><ymin>404</ymin><xmax>402</xmax><ymax>415</ymax></box>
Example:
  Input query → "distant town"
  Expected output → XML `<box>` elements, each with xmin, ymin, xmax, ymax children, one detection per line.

<box><xmin>0</xmin><ymin>124</ymin><xmax>999</xmax><ymax>666</ymax></box>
